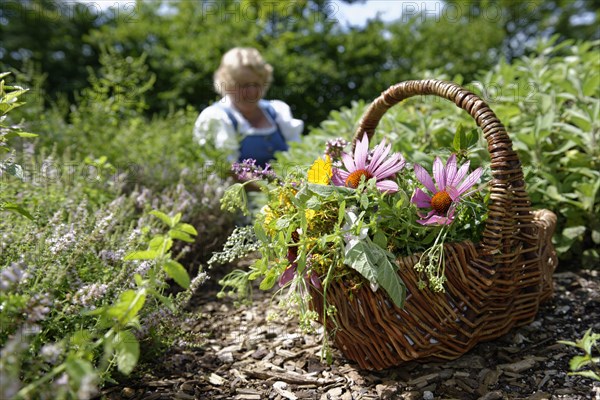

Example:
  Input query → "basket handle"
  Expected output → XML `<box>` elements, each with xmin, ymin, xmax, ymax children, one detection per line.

<box><xmin>353</xmin><ymin>79</ymin><xmax>533</xmax><ymax>253</ymax></box>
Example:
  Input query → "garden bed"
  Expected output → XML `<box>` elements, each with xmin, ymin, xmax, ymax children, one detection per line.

<box><xmin>100</xmin><ymin>268</ymin><xmax>600</xmax><ymax>400</ymax></box>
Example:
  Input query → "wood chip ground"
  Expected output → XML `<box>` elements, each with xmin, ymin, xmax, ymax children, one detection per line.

<box><xmin>100</xmin><ymin>269</ymin><xmax>600</xmax><ymax>400</ymax></box>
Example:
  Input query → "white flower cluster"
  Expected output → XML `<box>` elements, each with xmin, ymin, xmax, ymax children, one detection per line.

<box><xmin>39</xmin><ymin>342</ymin><xmax>63</xmax><ymax>365</ymax></box>
<box><xmin>208</xmin><ymin>226</ymin><xmax>260</xmax><ymax>266</ymax></box>
<box><xmin>98</xmin><ymin>249</ymin><xmax>125</xmax><ymax>264</ymax></box>
<box><xmin>26</xmin><ymin>294</ymin><xmax>53</xmax><ymax>323</ymax></box>
<box><xmin>72</xmin><ymin>283</ymin><xmax>109</xmax><ymax>310</ymax></box>
<box><xmin>46</xmin><ymin>223</ymin><xmax>78</xmax><ymax>254</ymax></box>
<box><xmin>132</xmin><ymin>260</ymin><xmax>152</xmax><ymax>278</ymax></box>
<box><xmin>0</xmin><ymin>263</ymin><xmax>30</xmax><ymax>292</ymax></box>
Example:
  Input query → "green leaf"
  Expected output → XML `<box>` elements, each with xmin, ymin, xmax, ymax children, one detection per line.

<box><xmin>569</xmin><ymin>355</ymin><xmax>592</xmax><ymax>372</ymax></box>
<box><xmin>150</xmin><ymin>210</ymin><xmax>174</xmax><ymax>227</ymax></box>
<box><xmin>452</xmin><ymin>125</ymin><xmax>467</xmax><ymax>152</ymax></box>
<box><xmin>163</xmin><ymin>260</ymin><xmax>191</xmax><ymax>288</ymax></box>
<box><xmin>373</xmin><ymin>231</ymin><xmax>387</xmax><ymax>249</ymax></box>
<box><xmin>259</xmin><ymin>269</ymin><xmax>278</xmax><ymax>290</ymax></box>
<box><xmin>124</xmin><ymin>250</ymin><xmax>159</xmax><ymax>260</ymax></box>
<box><xmin>465</xmin><ymin>128</ymin><xmax>478</xmax><ymax>148</ymax></box>
<box><xmin>1</xmin><ymin>202</ymin><xmax>34</xmax><ymax>219</ymax></box>
<box><xmin>65</xmin><ymin>357</ymin><xmax>96</xmax><ymax>387</ymax></box>
<box><xmin>304</xmin><ymin>183</ymin><xmax>353</xmax><ymax>198</ymax></box>
<box><xmin>107</xmin><ymin>289</ymin><xmax>146</xmax><ymax>324</ymax></box>
<box><xmin>360</xmin><ymin>193</ymin><xmax>369</xmax><ymax>209</ymax></box>
<box><xmin>114</xmin><ymin>330</ymin><xmax>140</xmax><ymax>375</ymax></box>
<box><xmin>175</xmin><ymin>223</ymin><xmax>198</xmax><ymax>236</ymax></box>
<box><xmin>344</xmin><ymin>239</ymin><xmax>406</xmax><ymax>308</ymax></box>
<box><xmin>254</xmin><ymin>221</ymin><xmax>268</xmax><ymax>243</ymax></box>
<box><xmin>172</xmin><ymin>213</ymin><xmax>182</xmax><ymax>226</ymax></box>
<box><xmin>570</xmin><ymin>370</ymin><xmax>600</xmax><ymax>381</ymax></box>
<box><xmin>149</xmin><ymin>235</ymin><xmax>171</xmax><ymax>252</ymax></box>
<box><xmin>337</xmin><ymin>200</ymin><xmax>346</xmax><ymax>226</ymax></box>
<box><xmin>169</xmin><ymin>229</ymin><xmax>195</xmax><ymax>243</ymax></box>
<box><xmin>3</xmin><ymin>131</ymin><xmax>38</xmax><ymax>139</ymax></box>
<box><xmin>562</xmin><ymin>226</ymin><xmax>586</xmax><ymax>240</ymax></box>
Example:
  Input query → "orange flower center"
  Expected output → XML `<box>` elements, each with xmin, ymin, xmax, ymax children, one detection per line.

<box><xmin>345</xmin><ymin>169</ymin><xmax>373</xmax><ymax>188</ymax></box>
<box><xmin>431</xmin><ymin>191</ymin><xmax>452</xmax><ymax>214</ymax></box>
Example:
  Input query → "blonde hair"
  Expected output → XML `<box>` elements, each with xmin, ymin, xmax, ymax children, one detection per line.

<box><xmin>213</xmin><ymin>47</ymin><xmax>273</xmax><ymax>96</ymax></box>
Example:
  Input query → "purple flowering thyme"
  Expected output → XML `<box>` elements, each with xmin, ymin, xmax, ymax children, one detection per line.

<box><xmin>325</xmin><ymin>137</ymin><xmax>349</xmax><ymax>166</ymax></box>
<box><xmin>231</xmin><ymin>158</ymin><xmax>279</xmax><ymax>183</ymax></box>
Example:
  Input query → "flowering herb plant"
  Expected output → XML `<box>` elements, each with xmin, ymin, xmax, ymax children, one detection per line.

<box><xmin>217</xmin><ymin>130</ymin><xmax>489</xmax><ymax>353</ymax></box>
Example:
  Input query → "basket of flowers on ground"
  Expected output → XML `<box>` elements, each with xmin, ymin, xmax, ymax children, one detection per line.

<box><xmin>217</xmin><ymin>79</ymin><xmax>558</xmax><ymax>371</ymax></box>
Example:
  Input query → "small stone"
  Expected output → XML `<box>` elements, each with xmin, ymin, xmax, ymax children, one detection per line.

<box><xmin>120</xmin><ymin>387</ymin><xmax>136</xmax><ymax>398</ymax></box>
<box><xmin>376</xmin><ymin>383</ymin><xmax>398</xmax><ymax>399</ymax></box>
<box><xmin>209</xmin><ymin>373</ymin><xmax>226</xmax><ymax>385</ymax></box>
<box><xmin>327</xmin><ymin>387</ymin><xmax>343</xmax><ymax>398</ymax></box>
<box><xmin>478</xmin><ymin>391</ymin><xmax>503</xmax><ymax>400</ymax></box>
<box><xmin>341</xmin><ymin>392</ymin><xmax>353</xmax><ymax>400</ymax></box>
<box><xmin>217</xmin><ymin>351</ymin><xmax>234</xmax><ymax>363</ymax></box>
<box><xmin>174</xmin><ymin>392</ymin><xmax>195</xmax><ymax>400</ymax></box>
<box><xmin>528</xmin><ymin>320</ymin><xmax>542</xmax><ymax>330</ymax></box>
<box><xmin>556</xmin><ymin>305</ymin><xmax>570</xmax><ymax>314</ymax></box>
<box><xmin>423</xmin><ymin>390</ymin><xmax>434</xmax><ymax>400</ymax></box>
<box><xmin>497</xmin><ymin>358</ymin><xmax>536</xmax><ymax>373</ymax></box>
<box><xmin>439</xmin><ymin>369</ymin><xmax>453</xmax><ymax>379</ymax></box>
<box><xmin>529</xmin><ymin>391</ymin><xmax>551</xmax><ymax>400</ymax></box>
<box><xmin>180</xmin><ymin>381</ymin><xmax>195</xmax><ymax>393</ymax></box>
<box><xmin>251</xmin><ymin>347</ymin><xmax>269</xmax><ymax>360</ymax></box>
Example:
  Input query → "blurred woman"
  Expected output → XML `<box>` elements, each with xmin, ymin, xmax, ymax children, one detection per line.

<box><xmin>194</xmin><ymin>47</ymin><xmax>303</xmax><ymax>167</ymax></box>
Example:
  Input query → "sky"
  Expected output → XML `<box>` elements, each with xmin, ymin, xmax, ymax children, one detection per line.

<box><xmin>335</xmin><ymin>0</ymin><xmax>442</xmax><ymax>26</ymax></box>
<box><xmin>78</xmin><ymin>1</ymin><xmax>444</xmax><ymax>27</ymax></box>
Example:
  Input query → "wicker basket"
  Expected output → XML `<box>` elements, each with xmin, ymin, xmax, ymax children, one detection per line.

<box><xmin>310</xmin><ymin>79</ymin><xmax>558</xmax><ymax>371</ymax></box>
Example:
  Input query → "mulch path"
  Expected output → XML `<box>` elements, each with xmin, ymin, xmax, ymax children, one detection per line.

<box><xmin>101</xmin><ymin>268</ymin><xmax>600</xmax><ymax>400</ymax></box>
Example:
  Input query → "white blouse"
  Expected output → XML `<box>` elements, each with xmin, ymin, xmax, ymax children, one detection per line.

<box><xmin>193</xmin><ymin>96</ymin><xmax>303</xmax><ymax>161</ymax></box>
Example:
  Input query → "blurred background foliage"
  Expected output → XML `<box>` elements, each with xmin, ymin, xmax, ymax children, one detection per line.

<box><xmin>1</xmin><ymin>0</ymin><xmax>598</xmax><ymax>126</ymax></box>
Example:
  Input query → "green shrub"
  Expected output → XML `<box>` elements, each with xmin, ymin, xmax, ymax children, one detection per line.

<box><xmin>1</xmin><ymin>75</ymin><xmax>235</xmax><ymax>398</ymax></box>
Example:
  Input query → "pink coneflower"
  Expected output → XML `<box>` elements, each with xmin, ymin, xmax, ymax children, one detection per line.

<box><xmin>411</xmin><ymin>154</ymin><xmax>483</xmax><ymax>225</ymax></box>
<box><xmin>331</xmin><ymin>134</ymin><xmax>405</xmax><ymax>193</ymax></box>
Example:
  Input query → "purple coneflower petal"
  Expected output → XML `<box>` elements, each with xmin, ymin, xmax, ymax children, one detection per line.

<box><xmin>309</xmin><ymin>273</ymin><xmax>322</xmax><ymax>290</ymax></box>
<box><xmin>279</xmin><ymin>265</ymin><xmax>297</xmax><ymax>287</ymax></box>
<box><xmin>456</xmin><ymin>167</ymin><xmax>483</xmax><ymax>195</ymax></box>
<box><xmin>414</xmin><ymin>163</ymin><xmax>437</xmax><ymax>193</ymax></box>
<box><xmin>451</xmin><ymin>160</ymin><xmax>470</xmax><ymax>187</ymax></box>
<box><xmin>354</xmin><ymin>134</ymin><xmax>369</xmax><ymax>171</ymax></box>
<box><xmin>375</xmin><ymin>180</ymin><xmax>399</xmax><ymax>193</ymax></box>
<box><xmin>331</xmin><ymin>168</ymin><xmax>349</xmax><ymax>186</ymax></box>
<box><xmin>411</xmin><ymin>188</ymin><xmax>432</xmax><ymax>208</ymax></box>
<box><xmin>433</xmin><ymin>156</ymin><xmax>446</xmax><ymax>191</ymax></box>
<box><xmin>341</xmin><ymin>152</ymin><xmax>356</xmax><ymax>172</ymax></box>
<box><xmin>371</xmin><ymin>155</ymin><xmax>404</xmax><ymax>179</ymax></box>
<box><xmin>446</xmin><ymin>185</ymin><xmax>460</xmax><ymax>201</ymax></box>
<box><xmin>445</xmin><ymin>154</ymin><xmax>458</xmax><ymax>186</ymax></box>
<box><xmin>368</xmin><ymin>141</ymin><xmax>391</xmax><ymax>173</ymax></box>
<box><xmin>331</xmin><ymin>134</ymin><xmax>404</xmax><ymax>193</ymax></box>
<box><xmin>418</xmin><ymin>214</ymin><xmax>453</xmax><ymax>225</ymax></box>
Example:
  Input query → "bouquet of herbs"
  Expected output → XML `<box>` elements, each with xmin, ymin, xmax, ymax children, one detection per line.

<box><xmin>216</xmin><ymin>131</ymin><xmax>489</xmax><ymax>349</ymax></box>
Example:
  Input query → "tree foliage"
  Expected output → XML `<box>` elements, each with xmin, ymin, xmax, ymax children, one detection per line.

<box><xmin>1</xmin><ymin>0</ymin><xmax>598</xmax><ymax>127</ymax></box>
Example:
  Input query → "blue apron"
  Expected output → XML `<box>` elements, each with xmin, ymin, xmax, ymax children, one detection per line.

<box><xmin>221</xmin><ymin>101</ymin><xmax>288</xmax><ymax>167</ymax></box>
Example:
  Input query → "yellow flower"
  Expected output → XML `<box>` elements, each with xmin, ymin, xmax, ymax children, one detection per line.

<box><xmin>305</xmin><ymin>209</ymin><xmax>316</xmax><ymax>224</ymax></box>
<box><xmin>308</xmin><ymin>155</ymin><xmax>332</xmax><ymax>185</ymax></box>
<box><xmin>261</xmin><ymin>205</ymin><xmax>275</xmax><ymax>225</ymax></box>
